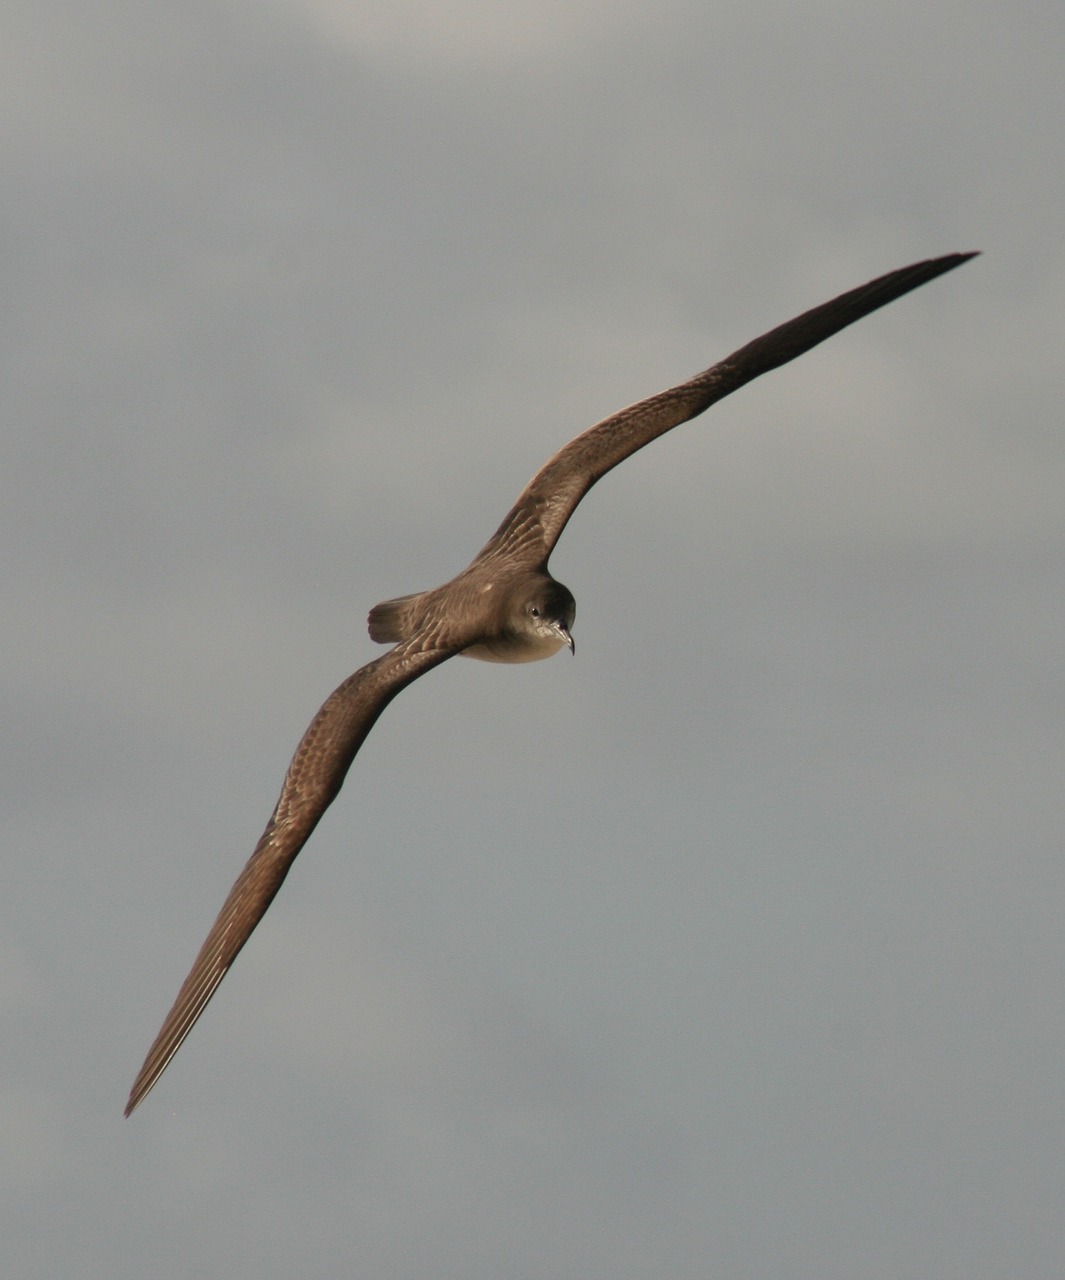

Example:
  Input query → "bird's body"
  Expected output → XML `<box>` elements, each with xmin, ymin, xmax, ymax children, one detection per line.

<box><xmin>368</xmin><ymin>573</ymin><xmax>576</xmax><ymax>662</ymax></box>
<box><xmin>125</xmin><ymin>252</ymin><xmax>976</xmax><ymax>1115</ymax></box>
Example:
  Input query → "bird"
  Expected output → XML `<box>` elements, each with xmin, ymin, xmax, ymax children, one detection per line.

<box><xmin>124</xmin><ymin>251</ymin><xmax>976</xmax><ymax>1115</ymax></box>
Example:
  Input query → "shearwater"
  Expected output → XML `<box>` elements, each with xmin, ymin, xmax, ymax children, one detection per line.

<box><xmin>125</xmin><ymin>252</ymin><xmax>976</xmax><ymax>1115</ymax></box>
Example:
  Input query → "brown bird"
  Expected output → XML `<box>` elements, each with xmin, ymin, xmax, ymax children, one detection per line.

<box><xmin>125</xmin><ymin>252</ymin><xmax>976</xmax><ymax>1115</ymax></box>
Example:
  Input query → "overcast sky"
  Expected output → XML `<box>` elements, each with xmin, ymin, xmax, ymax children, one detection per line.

<box><xmin>5</xmin><ymin>1</ymin><xmax>1064</xmax><ymax>1276</ymax></box>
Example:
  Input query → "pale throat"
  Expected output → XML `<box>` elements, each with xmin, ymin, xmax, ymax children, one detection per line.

<box><xmin>460</xmin><ymin>631</ymin><xmax>570</xmax><ymax>664</ymax></box>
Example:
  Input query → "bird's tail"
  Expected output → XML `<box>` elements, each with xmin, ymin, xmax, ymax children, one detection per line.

<box><xmin>367</xmin><ymin>592</ymin><xmax>421</xmax><ymax>644</ymax></box>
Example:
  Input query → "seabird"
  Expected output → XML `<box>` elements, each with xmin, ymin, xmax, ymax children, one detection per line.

<box><xmin>125</xmin><ymin>252</ymin><xmax>976</xmax><ymax>1114</ymax></box>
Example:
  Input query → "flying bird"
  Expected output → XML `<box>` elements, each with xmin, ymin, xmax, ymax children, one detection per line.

<box><xmin>125</xmin><ymin>252</ymin><xmax>976</xmax><ymax>1115</ymax></box>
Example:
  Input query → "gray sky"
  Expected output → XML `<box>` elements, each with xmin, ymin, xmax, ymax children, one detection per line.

<box><xmin>5</xmin><ymin>1</ymin><xmax>1064</xmax><ymax>1276</ymax></box>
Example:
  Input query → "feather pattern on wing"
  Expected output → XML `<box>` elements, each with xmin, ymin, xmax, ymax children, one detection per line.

<box><xmin>124</xmin><ymin>642</ymin><xmax>452</xmax><ymax>1115</ymax></box>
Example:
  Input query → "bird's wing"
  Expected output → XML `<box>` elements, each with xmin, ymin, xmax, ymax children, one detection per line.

<box><xmin>476</xmin><ymin>253</ymin><xmax>977</xmax><ymax>569</ymax></box>
<box><xmin>124</xmin><ymin>642</ymin><xmax>453</xmax><ymax>1116</ymax></box>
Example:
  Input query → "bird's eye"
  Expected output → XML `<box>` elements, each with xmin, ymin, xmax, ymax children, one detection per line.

<box><xmin>530</xmin><ymin>605</ymin><xmax>541</xmax><ymax>618</ymax></box>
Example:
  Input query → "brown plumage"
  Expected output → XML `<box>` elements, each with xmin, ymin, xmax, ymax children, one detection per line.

<box><xmin>125</xmin><ymin>252</ymin><xmax>976</xmax><ymax>1115</ymax></box>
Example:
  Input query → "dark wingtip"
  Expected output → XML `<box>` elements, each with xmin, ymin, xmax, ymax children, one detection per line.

<box><xmin>917</xmin><ymin>250</ymin><xmax>981</xmax><ymax>286</ymax></box>
<box><xmin>912</xmin><ymin>250</ymin><xmax>980</xmax><ymax>279</ymax></box>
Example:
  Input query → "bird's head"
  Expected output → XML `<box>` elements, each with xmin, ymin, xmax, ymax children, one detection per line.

<box><xmin>519</xmin><ymin>577</ymin><xmax>576</xmax><ymax>656</ymax></box>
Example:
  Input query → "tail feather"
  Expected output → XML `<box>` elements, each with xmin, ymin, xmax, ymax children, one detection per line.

<box><xmin>367</xmin><ymin>593</ymin><xmax>419</xmax><ymax>644</ymax></box>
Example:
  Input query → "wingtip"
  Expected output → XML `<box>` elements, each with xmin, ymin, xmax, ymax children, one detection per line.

<box><xmin>941</xmin><ymin>250</ymin><xmax>981</xmax><ymax>268</ymax></box>
<box><xmin>124</xmin><ymin>1055</ymin><xmax>166</xmax><ymax>1116</ymax></box>
<box><xmin>921</xmin><ymin>250</ymin><xmax>980</xmax><ymax>275</ymax></box>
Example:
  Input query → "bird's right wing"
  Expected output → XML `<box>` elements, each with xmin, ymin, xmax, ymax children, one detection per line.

<box><xmin>477</xmin><ymin>253</ymin><xmax>977</xmax><ymax>568</ymax></box>
<box><xmin>124</xmin><ymin>641</ymin><xmax>453</xmax><ymax>1116</ymax></box>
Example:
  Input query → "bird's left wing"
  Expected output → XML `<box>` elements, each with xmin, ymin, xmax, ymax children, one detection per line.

<box><xmin>125</xmin><ymin>642</ymin><xmax>453</xmax><ymax>1116</ymax></box>
<box><xmin>477</xmin><ymin>252</ymin><xmax>977</xmax><ymax>568</ymax></box>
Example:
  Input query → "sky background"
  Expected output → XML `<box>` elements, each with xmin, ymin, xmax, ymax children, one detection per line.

<box><xmin>5</xmin><ymin>2</ymin><xmax>1064</xmax><ymax>1276</ymax></box>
